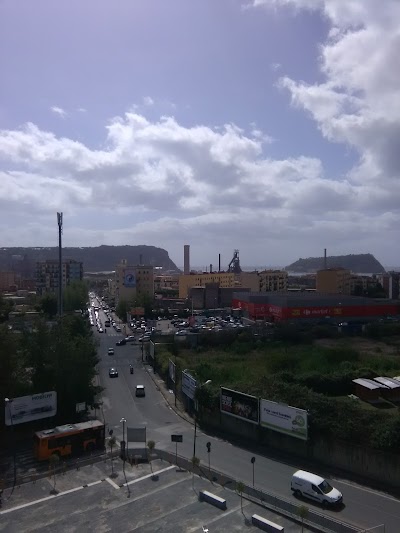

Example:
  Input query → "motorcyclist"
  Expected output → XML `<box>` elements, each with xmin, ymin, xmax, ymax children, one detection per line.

<box><xmin>130</xmin><ymin>364</ymin><xmax>134</xmax><ymax>374</ymax></box>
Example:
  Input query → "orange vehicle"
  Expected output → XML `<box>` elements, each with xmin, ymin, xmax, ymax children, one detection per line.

<box><xmin>34</xmin><ymin>420</ymin><xmax>105</xmax><ymax>461</ymax></box>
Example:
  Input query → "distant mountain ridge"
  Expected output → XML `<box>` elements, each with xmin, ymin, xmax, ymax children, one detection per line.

<box><xmin>285</xmin><ymin>253</ymin><xmax>385</xmax><ymax>274</ymax></box>
<box><xmin>0</xmin><ymin>245</ymin><xmax>179</xmax><ymax>275</ymax></box>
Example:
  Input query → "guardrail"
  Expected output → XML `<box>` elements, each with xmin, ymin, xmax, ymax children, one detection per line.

<box><xmin>155</xmin><ymin>449</ymin><xmax>362</xmax><ymax>533</ymax></box>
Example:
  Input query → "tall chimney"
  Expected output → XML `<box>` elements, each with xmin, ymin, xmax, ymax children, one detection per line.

<box><xmin>218</xmin><ymin>254</ymin><xmax>221</xmax><ymax>272</ymax></box>
<box><xmin>210</xmin><ymin>264</ymin><xmax>213</xmax><ymax>274</ymax></box>
<box><xmin>324</xmin><ymin>248</ymin><xmax>327</xmax><ymax>270</ymax></box>
<box><xmin>184</xmin><ymin>245</ymin><xmax>190</xmax><ymax>275</ymax></box>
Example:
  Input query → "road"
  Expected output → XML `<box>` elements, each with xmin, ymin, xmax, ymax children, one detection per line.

<box><xmin>95</xmin><ymin>310</ymin><xmax>400</xmax><ymax>533</ymax></box>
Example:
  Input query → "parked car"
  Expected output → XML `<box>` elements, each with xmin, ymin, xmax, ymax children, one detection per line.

<box><xmin>124</xmin><ymin>335</ymin><xmax>136</xmax><ymax>342</ymax></box>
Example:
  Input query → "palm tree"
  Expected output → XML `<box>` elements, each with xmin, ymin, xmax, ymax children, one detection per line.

<box><xmin>48</xmin><ymin>453</ymin><xmax>60</xmax><ymax>494</ymax></box>
<box><xmin>298</xmin><ymin>505</ymin><xmax>309</xmax><ymax>532</ymax></box>
<box><xmin>147</xmin><ymin>440</ymin><xmax>155</xmax><ymax>475</ymax></box>
<box><xmin>191</xmin><ymin>456</ymin><xmax>200</xmax><ymax>489</ymax></box>
<box><xmin>236</xmin><ymin>481</ymin><xmax>245</xmax><ymax>512</ymax></box>
<box><xmin>107</xmin><ymin>436</ymin><xmax>117</xmax><ymax>478</ymax></box>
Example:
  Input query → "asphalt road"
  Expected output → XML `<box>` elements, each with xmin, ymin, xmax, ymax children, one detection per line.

<box><xmin>94</xmin><ymin>310</ymin><xmax>400</xmax><ymax>533</ymax></box>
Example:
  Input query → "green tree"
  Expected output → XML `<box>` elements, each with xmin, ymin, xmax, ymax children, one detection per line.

<box><xmin>107</xmin><ymin>436</ymin><xmax>117</xmax><ymax>478</ymax></box>
<box><xmin>147</xmin><ymin>440</ymin><xmax>156</xmax><ymax>475</ymax></box>
<box><xmin>0</xmin><ymin>294</ymin><xmax>14</xmax><ymax>323</ymax></box>
<box><xmin>298</xmin><ymin>505</ymin><xmax>309</xmax><ymax>532</ymax></box>
<box><xmin>49</xmin><ymin>453</ymin><xmax>60</xmax><ymax>494</ymax></box>
<box><xmin>40</xmin><ymin>293</ymin><xmax>58</xmax><ymax>318</ymax></box>
<box><xmin>63</xmin><ymin>280</ymin><xmax>89</xmax><ymax>313</ymax></box>
<box><xmin>191</xmin><ymin>456</ymin><xmax>200</xmax><ymax>489</ymax></box>
<box><xmin>236</xmin><ymin>481</ymin><xmax>245</xmax><ymax>512</ymax></box>
<box><xmin>116</xmin><ymin>299</ymin><xmax>129</xmax><ymax>322</ymax></box>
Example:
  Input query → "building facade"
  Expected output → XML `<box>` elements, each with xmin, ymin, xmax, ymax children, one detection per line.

<box><xmin>378</xmin><ymin>272</ymin><xmax>400</xmax><ymax>299</ymax></box>
<box><xmin>232</xmin><ymin>292</ymin><xmax>400</xmax><ymax>322</ymax></box>
<box><xmin>258</xmin><ymin>270</ymin><xmax>288</xmax><ymax>292</ymax></box>
<box><xmin>316</xmin><ymin>268</ymin><xmax>351</xmax><ymax>295</ymax></box>
<box><xmin>115</xmin><ymin>259</ymin><xmax>154</xmax><ymax>304</ymax></box>
<box><xmin>36</xmin><ymin>260</ymin><xmax>83</xmax><ymax>296</ymax></box>
<box><xmin>179</xmin><ymin>272</ymin><xmax>236</xmax><ymax>299</ymax></box>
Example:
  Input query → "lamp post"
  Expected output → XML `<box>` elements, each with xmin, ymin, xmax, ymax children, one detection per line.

<box><xmin>120</xmin><ymin>417</ymin><xmax>126</xmax><ymax>462</ymax></box>
<box><xmin>193</xmin><ymin>380</ymin><xmax>212</xmax><ymax>459</ymax></box>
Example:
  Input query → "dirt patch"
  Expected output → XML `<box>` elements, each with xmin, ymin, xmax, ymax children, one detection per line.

<box><xmin>314</xmin><ymin>336</ymin><xmax>400</xmax><ymax>358</ymax></box>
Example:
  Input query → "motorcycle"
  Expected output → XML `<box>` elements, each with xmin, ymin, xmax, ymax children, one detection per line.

<box><xmin>130</xmin><ymin>365</ymin><xmax>134</xmax><ymax>375</ymax></box>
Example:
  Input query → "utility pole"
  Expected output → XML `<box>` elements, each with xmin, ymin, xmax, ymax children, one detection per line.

<box><xmin>57</xmin><ymin>212</ymin><xmax>63</xmax><ymax>318</ymax></box>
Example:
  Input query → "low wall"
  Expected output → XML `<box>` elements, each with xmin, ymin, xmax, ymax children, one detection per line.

<box><xmin>201</xmin><ymin>411</ymin><xmax>400</xmax><ymax>491</ymax></box>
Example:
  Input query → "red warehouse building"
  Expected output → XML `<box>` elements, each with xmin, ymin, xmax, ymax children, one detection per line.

<box><xmin>231</xmin><ymin>292</ymin><xmax>400</xmax><ymax>323</ymax></box>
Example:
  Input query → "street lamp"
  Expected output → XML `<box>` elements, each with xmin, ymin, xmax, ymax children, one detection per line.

<box><xmin>120</xmin><ymin>417</ymin><xmax>126</xmax><ymax>462</ymax></box>
<box><xmin>193</xmin><ymin>380</ymin><xmax>212</xmax><ymax>459</ymax></box>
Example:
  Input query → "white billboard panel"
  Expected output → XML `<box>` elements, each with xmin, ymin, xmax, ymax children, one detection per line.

<box><xmin>181</xmin><ymin>371</ymin><xmax>197</xmax><ymax>400</ymax></box>
<box><xmin>5</xmin><ymin>391</ymin><xmax>57</xmax><ymax>426</ymax></box>
<box><xmin>260</xmin><ymin>399</ymin><xmax>308</xmax><ymax>440</ymax></box>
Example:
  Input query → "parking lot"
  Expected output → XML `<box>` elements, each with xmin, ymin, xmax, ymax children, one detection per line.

<box><xmin>0</xmin><ymin>457</ymin><xmax>312</xmax><ymax>532</ymax></box>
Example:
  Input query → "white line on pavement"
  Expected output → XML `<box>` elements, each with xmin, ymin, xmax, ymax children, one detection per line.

<box><xmin>123</xmin><ymin>465</ymin><xmax>176</xmax><ymax>486</ymax></box>
<box><xmin>105</xmin><ymin>477</ymin><xmax>121</xmax><ymax>490</ymax></box>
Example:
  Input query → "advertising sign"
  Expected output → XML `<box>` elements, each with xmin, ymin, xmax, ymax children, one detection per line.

<box><xmin>169</xmin><ymin>359</ymin><xmax>176</xmax><ymax>383</ymax></box>
<box><xmin>123</xmin><ymin>270</ymin><xmax>136</xmax><ymax>288</ymax></box>
<box><xmin>181</xmin><ymin>370</ymin><xmax>197</xmax><ymax>400</ymax></box>
<box><xmin>260</xmin><ymin>399</ymin><xmax>308</xmax><ymax>440</ymax></box>
<box><xmin>220</xmin><ymin>387</ymin><xmax>259</xmax><ymax>424</ymax></box>
<box><xmin>5</xmin><ymin>391</ymin><xmax>57</xmax><ymax>426</ymax></box>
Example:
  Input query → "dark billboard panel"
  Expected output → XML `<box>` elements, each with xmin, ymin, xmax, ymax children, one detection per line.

<box><xmin>220</xmin><ymin>387</ymin><xmax>259</xmax><ymax>424</ymax></box>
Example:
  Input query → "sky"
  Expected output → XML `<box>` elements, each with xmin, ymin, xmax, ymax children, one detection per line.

<box><xmin>0</xmin><ymin>0</ymin><xmax>399</xmax><ymax>269</ymax></box>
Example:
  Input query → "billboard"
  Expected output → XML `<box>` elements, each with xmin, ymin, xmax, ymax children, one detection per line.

<box><xmin>123</xmin><ymin>270</ymin><xmax>136</xmax><ymax>287</ymax></box>
<box><xmin>220</xmin><ymin>387</ymin><xmax>259</xmax><ymax>424</ymax></box>
<box><xmin>5</xmin><ymin>391</ymin><xmax>57</xmax><ymax>426</ymax></box>
<box><xmin>260</xmin><ymin>399</ymin><xmax>308</xmax><ymax>440</ymax></box>
<box><xmin>181</xmin><ymin>370</ymin><xmax>197</xmax><ymax>400</ymax></box>
<box><xmin>169</xmin><ymin>359</ymin><xmax>176</xmax><ymax>383</ymax></box>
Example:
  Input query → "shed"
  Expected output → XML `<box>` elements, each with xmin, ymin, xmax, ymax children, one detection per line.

<box><xmin>373</xmin><ymin>377</ymin><xmax>400</xmax><ymax>402</ymax></box>
<box><xmin>352</xmin><ymin>378</ymin><xmax>388</xmax><ymax>404</ymax></box>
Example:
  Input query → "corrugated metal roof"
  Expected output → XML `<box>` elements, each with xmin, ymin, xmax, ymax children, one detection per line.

<box><xmin>352</xmin><ymin>378</ymin><xmax>386</xmax><ymax>390</ymax></box>
<box><xmin>374</xmin><ymin>377</ymin><xmax>400</xmax><ymax>389</ymax></box>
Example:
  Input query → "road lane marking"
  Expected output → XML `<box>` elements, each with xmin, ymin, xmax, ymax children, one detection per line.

<box><xmin>0</xmin><ymin>486</ymin><xmax>84</xmax><ymax>515</ymax></box>
<box><xmin>123</xmin><ymin>464</ymin><xmax>175</xmax><ymax>486</ymax></box>
<box><xmin>105</xmin><ymin>477</ymin><xmax>120</xmax><ymax>489</ymax></box>
<box><xmin>336</xmin><ymin>479</ymin><xmax>400</xmax><ymax>503</ymax></box>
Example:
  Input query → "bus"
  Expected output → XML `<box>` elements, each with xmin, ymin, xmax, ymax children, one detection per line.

<box><xmin>34</xmin><ymin>420</ymin><xmax>105</xmax><ymax>461</ymax></box>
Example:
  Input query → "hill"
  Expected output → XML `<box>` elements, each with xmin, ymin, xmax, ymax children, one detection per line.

<box><xmin>285</xmin><ymin>253</ymin><xmax>385</xmax><ymax>274</ymax></box>
<box><xmin>0</xmin><ymin>245</ymin><xmax>180</xmax><ymax>275</ymax></box>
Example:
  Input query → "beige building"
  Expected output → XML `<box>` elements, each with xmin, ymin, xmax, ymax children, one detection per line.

<box><xmin>258</xmin><ymin>270</ymin><xmax>288</xmax><ymax>292</ymax></box>
<box><xmin>239</xmin><ymin>271</ymin><xmax>260</xmax><ymax>292</ymax></box>
<box><xmin>115</xmin><ymin>260</ymin><xmax>154</xmax><ymax>304</ymax></box>
<box><xmin>316</xmin><ymin>268</ymin><xmax>351</xmax><ymax>295</ymax></box>
<box><xmin>179</xmin><ymin>272</ymin><xmax>236</xmax><ymax>299</ymax></box>
<box><xmin>154</xmin><ymin>274</ymin><xmax>179</xmax><ymax>292</ymax></box>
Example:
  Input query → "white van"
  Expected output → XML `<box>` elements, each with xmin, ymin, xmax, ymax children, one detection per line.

<box><xmin>291</xmin><ymin>470</ymin><xmax>343</xmax><ymax>507</ymax></box>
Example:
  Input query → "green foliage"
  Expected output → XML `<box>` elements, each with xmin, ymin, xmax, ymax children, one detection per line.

<box><xmin>116</xmin><ymin>299</ymin><xmax>129</xmax><ymax>322</ymax></box>
<box><xmin>63</xmin><ymin>280</ymin><xmax>89</xmax><ymax>312</ymax></box>
<box><xmin>39</xmin><ymin>293</ymin><xmax>58</xmax><ymax>318</ymax></box>
<box><xmin>0</xmin><ymin>294</ymin><xmax>14</xmax><ymax>322</ymax></box>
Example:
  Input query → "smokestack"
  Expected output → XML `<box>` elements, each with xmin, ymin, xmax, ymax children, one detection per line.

<box><xmin>324</xmin><ymin>248</ymin><xmax>327</xmax><ymax>270</ymax></box>
<box><xmin>218</xmin><ymin>254</ymin><xmax>221</xmax><ymax>272</ymax></box>
<box><xmin>210</xmin><ymin>264</ymin><xmax>213</xmax><ymax>274</ymax></box>
<box><xmin>184</xmin><ymin>245</ymin><xmax>190</xmax><ymax>275</ymax></box>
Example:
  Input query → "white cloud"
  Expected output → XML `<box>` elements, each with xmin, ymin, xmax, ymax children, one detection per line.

<box><xmin>143</xmin><ymin>96</ymin><xmax>154</xmax><ymax>107</ymax></box>
<box><xmin>0</xmin><ymin>108</ymin><xmax>398</xmax><ymax>265</ymax></box>
<box><xmin>50</xmin><ymin>106</ymin><xmax>68</xmax><ymax>118</ymax></box>
<box><xmin>77</xmin><ymin>107</ymin><xmax>87</xmax><ymax>113</ymax></box>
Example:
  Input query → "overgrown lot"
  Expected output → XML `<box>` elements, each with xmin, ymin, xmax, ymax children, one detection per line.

<box><xmin>155</xmin><ymin>328</ymin><xmax>400</xmax><ymax>451</ymax></box>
